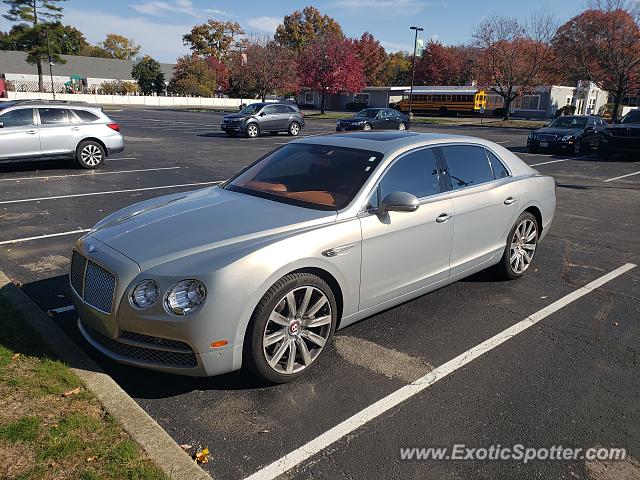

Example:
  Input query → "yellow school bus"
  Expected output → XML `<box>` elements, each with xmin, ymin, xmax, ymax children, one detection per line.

<box><xmin>398</xmin><ymin>87</ymin><xmax>487</xmax><ymax>115</ymax></box>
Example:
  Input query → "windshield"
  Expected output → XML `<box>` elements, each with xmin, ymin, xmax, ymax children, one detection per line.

<box><xmin>224</xmin><ymin>143</ymin><xmax>383</xmax><ymax>210</ymax></box>
<box><xmin>355</xmin><ymin>110</ymin><xmax>378</xmax><ymax>118</ymax></box>
<box><xmin>549</xmin><ymin>117</ymin><xmax>587</xmax><ymax>129</ymax></box>
<box><xmin>239</xmin><ymin>104</ymin><xmax>262</xmax><ymax>115</ymax></box>
<box><xmin>621</xmin><ymin>110</ymin><xmax>640</xmax><ymax>124</ymax></box>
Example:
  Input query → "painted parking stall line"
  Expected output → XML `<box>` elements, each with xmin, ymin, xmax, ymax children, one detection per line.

<box><xmin>0</xmin><ymin>229</ymin><xmax>91</xmax><ymax>245</ymax></box>
<box><xmin>244</xmin><ymin>263</ymin><xmax>636</xmax><ymax>480</ymax></box>
<box><xmin>0</xmin><ymin>167</ymin><xmax>181</xmax><ymax>183</ymax></box>
<box><xmin>604</xmin><ymin>170</ymin><xmax>640</xmax><ymax>183</ymax></box>
<box><xmin>0</xmin><ymin>181</ymin><xmax>223</xmax><ymax>205</ymax></box>
<box><xmin>529</xmin><ymin>159</ymin><xmax>571</xmax><ymax>167</ymax></box>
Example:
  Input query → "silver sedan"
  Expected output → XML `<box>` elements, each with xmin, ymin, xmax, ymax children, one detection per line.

<box><xmin>70</xmin><ymin>132</ymin><xmax>555</xmax><ymax>383</ymax></box>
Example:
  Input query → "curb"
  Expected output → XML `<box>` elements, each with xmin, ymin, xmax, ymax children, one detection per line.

<box><xmin>0</xmin><ymin>271</ymin><xmax>212</xmax><ymax>480</ymax></box>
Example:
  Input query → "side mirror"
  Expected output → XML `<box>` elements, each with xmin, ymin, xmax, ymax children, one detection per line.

<box><xmin>0</xmin><ymin>122</ymin><xmax>3</xmax><ymax>128</ymax></box>
<box><xmin>379</xmin><ymin>191</ymin><xmax>420</xmax><ymax>214</ymax></box>
<box><xmin>259</xmin><ymin>111</ymin><xmax>267</xmax><ymax>117</ymax></box>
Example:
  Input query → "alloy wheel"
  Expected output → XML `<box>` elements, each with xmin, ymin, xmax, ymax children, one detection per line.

<box><xmin>289</xmin><ymin>122</ymin><xmax>300</xmax><ymax>135</ymax></box>
<box><xmin>363</xmin><ymin>123</ymin><xmax>372</xmax><ymax>131</ymax></box>
<box><xmin>398</xmin><ymin>122</ymin><xmax>406</xmax><ymax>130</ymax></box>
<box><xmin>81</xmin><ymin>144</ymin><xmax>102</xmax><ymax>166</ymax></box>
<box><xmin>509</xmin><ymin>219</ymin><xmax>537</xmax><ymax>274</ymax></box>
<box><xmin>262</xmin><ymin>286</ymin><xmax>332</xmax><ymax>375</ymax></box>
<box><xmin>247</xmin><ymin>124</ymin><xmax>259</xmax><ymax>137</ymax></box>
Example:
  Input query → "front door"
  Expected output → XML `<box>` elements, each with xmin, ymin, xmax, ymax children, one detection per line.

<box><xmin>440</xmin><ymin>145</ymin><xmax>521</xmax><ymax>276</ymax></box>
<box><xmin>38</xmin><ymin>108</ymin><xmax>81</xmax><ymax>157</ymax></box>
<box><xmin>259</xmin><ymin>105</ymin><xmax>279</xmax><ymax>131</ymax></box>
<box><xmin>0</xmin><ymin>108</ymin><xmax>40</xmax><ymax>160</ymax></box>
<box><xmin>359</xmin><ymin>147</ymin><xmax>453</xmax><ymax>309</ymax></box>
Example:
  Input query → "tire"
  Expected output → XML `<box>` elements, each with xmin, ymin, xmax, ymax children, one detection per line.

<box><xmin>572</xmin><ymin>138</ymin><xmax>582</xmax><ymax>155</ymax></box>
<box><xmin>245</xmin><ymin>123</ymin><xmax>260</xmax><ymax>138</ymax></box>
<box><xmin>76</xmin><ymin>140</ymin><xmax>105</xmax><ymax>169</ymax></box>
<box><xmin>288</xmin><ymin>121</ymin><xmax>301</xmax><ymax>136</ymax></box>
<box><xmin>527</xmin><ymin>146</ymin><xmax>538</xmax><ymax>153</ymax></box>
<box><xmin>225</xmin><ymin>131</ymin><xmax>237</xmax><ymax>137</ymax></box>
<box><xmin>363</xmin><ymin>123</ymin><xmax>372</xmax><ymax>131</ymax></box>
<box><xmin>398</xmin><ymin>122</ymin><xmax>407</xmax><ymax>131</ymax></box>
<box><xmin>439</xmin><ymin>106</ymin><xmax>448</xmax><ymax>116</ymax></box>
<box><xmin>496</xmin><ymin>212</ymin><xmax>539</xmax><ymax>280</ymax></box>
<box><xmin>243</xmin><ymin>272</ymin><xmax>337</xmax><ymax>384</ymax></box>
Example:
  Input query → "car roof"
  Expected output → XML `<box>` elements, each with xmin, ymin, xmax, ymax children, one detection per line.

<box><xmin>0</xmin><ymin>100</ymin><xmax>102</xmax><ymax>112</ymax></box>
<box><xmin>289</xmin><ymin>131</ymin><xmax>481</xmax><ymax>156</ymax></box>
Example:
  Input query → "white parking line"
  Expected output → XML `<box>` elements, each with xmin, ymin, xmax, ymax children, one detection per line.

<box><xmin>244</xmin><ymin>263</ymin><xmax>636</xmax><ymax>480</ymax></box>
<box><xmin>0</xmin><ymin>228</ymin><xmax>91</xmax><ymax>245</ymax></box>
<box><xmin>106</xmin><ymin>157</ymin><xmax>138</xmax><ymax>161</ymax></box>
<box><xmin>529</xmin><ymin>159</ymin><xmax>570</xmax><ymax>167</ymax></box>
<box><xmin>603</xmin><ymin>170</ymin><xmax>640</xmax><ymax>183</ymax></box>
<box><xmin>0</xmin><ymin>167</ymin><xmax>180</xmax><ymax>182</ymax></box>
<box><xmin>0</xmin><ymin>181</ymin><xmax>222</xmax><ymax>205</ymax></box>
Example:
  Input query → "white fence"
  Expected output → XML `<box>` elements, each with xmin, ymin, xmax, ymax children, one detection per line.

<box><xmin>6</xmin><ymin>91</ymin><xmax>243</xmax><ymax>108</ymax></box>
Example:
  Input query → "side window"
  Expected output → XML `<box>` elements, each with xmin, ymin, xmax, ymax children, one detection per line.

<box><xmin>38</xmin><ymin>108</ymin><xmax>70</xmax><ymax>124</ymax></box>
<box><xmin>287</xmin><ymin>106</ymin><xmax>297</xmax><ymax>113</ymax></box>
<box><xmin>379</xmin><ymin>148</ymin><xmax>440</xmax><ymax>200</ymax></box>
<box><xmin>275</xmin><ymin>105</ymin><xmax>290</xmax><ymax>114</ymax></box>
<box><xmin>0</xmin><ymin>108</ymin><xmax>34</xmax><ymax>127</ymax></box>
<box><xmin>587</xmin><ymin>118</ymin><xmax>596</xmax><ymax>127</ymax></box>
<box><xmin>486</xmin><ymin>150</ymin><xmax>509</xmax><ymax>179</ymax></box>
<box><xmin>262</xmin><ymin>105</ymin><xmax>276</xmax><ymax>115</ymax></box>
<box><xmin>441</xmin><ymin>145</ymin><xmax>494</xmax><ymax>189</ymax></box>
<box><xmin>72</xmin><ymin>110</ymin><xmax>100</xmax><ymax>122</ymax></box>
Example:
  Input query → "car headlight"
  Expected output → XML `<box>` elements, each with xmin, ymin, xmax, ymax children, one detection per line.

<box><xmin>561</xmin><ymin>135</ymin><xmax>573</xmax><ymax>141</ymax></box>
<box><xmin>353</xmin><ymin>120</ymin><xmax>365</xmax><ymax>125</ymax></box>
<box><xmin>165</xmin><ymin>279</ymin><xmax>207</xmax><ymax>315</ymax></box>
<box><xmin>528</xmin><ymin>132</ymin><xmax>535</xmax><ymax>139</ymax></box>
<box><xmin>130</xmin><ymin>280</ymin><xmax>160</xmax><ymax>309</ymax></box>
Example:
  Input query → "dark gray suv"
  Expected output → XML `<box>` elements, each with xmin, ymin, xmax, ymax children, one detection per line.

<box><xmin>221</xmin><ymin>103</ymin><xmax>305</xmax><ymax>138</ymax></box>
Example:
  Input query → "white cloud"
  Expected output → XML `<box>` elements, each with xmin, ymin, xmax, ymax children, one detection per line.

<box><xmin>246</xmin><ymin>16</ymin><xmax>281</xmax><ymax>33</ymax></box>
<box><xmin>64</xmin><ymin>8</ymin><xmax>191</xmax><ymax>63</ymax></box>
<box><xmin>380</xmin><ymin>40</ymin><xmax>412</xmax><ymax>53</ymax></box>
<box><xmin>327</xmin><ymin>0</ymin><xmax>428</xmax><ymax>13</ymax></box>
<box><xmin>129</xmin><ymin>0</ymin><xmax>230</xmax><ymax>18</ymax></box>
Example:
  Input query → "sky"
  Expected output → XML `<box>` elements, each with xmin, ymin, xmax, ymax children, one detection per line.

<box><xmin>1</xmin><ymin>0</ymin><xmax>588</xmax><ymax>63</ymax></box>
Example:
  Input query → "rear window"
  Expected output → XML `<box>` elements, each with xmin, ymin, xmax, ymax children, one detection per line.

<box><xmin>225</xmin><ymin>143</ymin><xmax>383</xmax><ymax>210</ymax></box>
<box><xmin>441</xmin><ymin>145</ymin><xmax>494</xmax><ymax>189</ymax></box>
<box><xmin>487</xmin><ymin>150</ymin><xmax>510</xmax><ymax>179</ymax></box>
<box><xmin>72</xmin><ymin>109</ymin><xmax>100</xmax><ymax>122</ymax></box>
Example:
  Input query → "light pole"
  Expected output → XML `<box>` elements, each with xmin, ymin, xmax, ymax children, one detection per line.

<box><xmin>45</xmin><ymin>27</ymin><xmax>56</xmax><ymax>100</ymax></box>
<box><xmin>408</xmin><ymin>26</ymin><xmax>423</xmax><ymax>120</ymax></box>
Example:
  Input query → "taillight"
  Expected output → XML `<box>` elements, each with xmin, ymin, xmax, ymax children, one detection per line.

<box><xmin>107</xmin><ymin>122</ymin><xmax>120</xmax><ymax>132</ymax></box>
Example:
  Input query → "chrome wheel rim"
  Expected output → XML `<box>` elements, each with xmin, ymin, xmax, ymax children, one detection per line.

<box><xmin>263</xmin><ymin>286</ymin><xmax>332</xmax><ymax>375</ymax></box>
<box><xmin>247</xmin><ymin>124</ymin><xmax>258</xmax><ymax>137</ymax></box>
<box><xmin>290</xmin><ymin>123</ymin><xmax>299</xmax><ymax>135</ymax></box>
<box><xmin>398</xmin><ymin>122</ymin><xmax>406</xmax><ymax>130</ymax></box>
<box><xmin>510</xmin><ymin>219</ymin><xmax>537</xmax><ymax>274</ymax></box>
<box><xmin>81</xmin><ymin>144</ymin><xmax>102</xmax><ymax>166</ymax></box>
<box><xmin>363</xmin><ymin>124</ymin><xmax>371</xmax><ymax>131</ymax></box>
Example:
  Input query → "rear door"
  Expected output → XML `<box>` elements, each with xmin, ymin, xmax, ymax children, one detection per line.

<box><xmin>38</xmin><ymin>108</ymin><xmax>81</xmax><ymax>157</ymax></box>
<box><xmin>440</xmin><ymin>145</ymin><xmax>521</xmax><ymax>276</ymax></box>
<box><xmin>274</xmin><ymin>105</ymin><xmax>293</xmax><ymax>130</ymax></box>
<box><xmin>384</xmin><ymin>109</ymin><xmax>401</xmax><ymax>129</ymax></box>
<box><xmin>0</xmin><ymin>108</ymin><xmax>40</xmax><ymax>160</ymax></box>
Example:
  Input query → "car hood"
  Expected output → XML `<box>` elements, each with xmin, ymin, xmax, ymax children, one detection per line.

<box><xmin>223</xmin><ymin>113</ymin><xmax>252</xmax><ymax>121</ymax></box>
<box><xmin>605</xmin><ymin>123</ymin><xmax>640</xmax><ymax>130</ymax></box>
<box><xmin>88</xmin><ymin>186</ymin><xmax>337</xmax><ymax>269</ymax></box>
<box><xmin>535</xmin><ymin>127</ymin><xmax>583</xmax><ymax>136</ymax></box>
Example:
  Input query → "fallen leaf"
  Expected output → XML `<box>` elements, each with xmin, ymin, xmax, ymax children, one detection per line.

<box><xmin>62</xmin><ymin>387</ymin><xmax>82</xmax><ymax>397</ymax></box>
<box><xmin>613</xmin><ymin>322</ymin><xmax>619</xmax><ymax>326</ymax></box>
<box><xmin>47</xmin><ymin>310</ymin><xmax>55</xmax><ymax>318</ymax></box>
<box><xmin>11</xmin><ymin>353</ymin><xmax>20</xmax><ymax>361</ymax></box>
<box><xmin>259</xmin><ymin>429</ymin><xmax>270</xmax><ymax>434</ymax></box>
<box><xmin>180</xmin><ymin>444</ymin><xmax>192</xmax><ymax>451</ymax></box>
<box><xmin>86</xmin><ymin>456</ymin><xmax>96</xmax><ymax>462</ymax></box>
<box><xmin>194</xmin><ymin>447</ymin><xmax>210</xmax><ymax>464</ymax></box>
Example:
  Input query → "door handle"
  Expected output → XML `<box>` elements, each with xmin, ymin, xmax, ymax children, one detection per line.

<box><xmin>436</xmin><ymin>213</ymin><xmax>452</xmax><ymax>223</ymax></box>
<box><xmin>504</xmin><ymin>197</ymin><xmax>518</xmax><ymax>205</ymax></box>
<box><xmin>71</xmin><ymin>127</ymin><xmax>80</xmax><ymax>131</ymax></box>
<box><xmin>25</xmin><ymin>130</ymin><xmax>37</xmax><ymax>135</ymax></box>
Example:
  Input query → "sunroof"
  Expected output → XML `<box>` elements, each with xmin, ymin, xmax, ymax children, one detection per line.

<box><xmin>332</xmin><ymin>131</ymin><xmax>420</xmax><ymax>141</ymax></box>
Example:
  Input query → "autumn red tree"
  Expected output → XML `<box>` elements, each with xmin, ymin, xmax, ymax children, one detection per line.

<box><xmin>229</xmin><ymin>41</ymin><xmax>299</xmax><ymax>101</ymax></box>
<box><xmin>168</xmin><ymin>55</ymin><xmax>229</xmax><ymax>97</ymax></box>
<box><xmin>473</xmin><ymin>15</ymin><xmax>556</xmax><ymax>119</ymax></box>
<box><xmin>415</xmin><ymin>41</ymin><xmax>469</xmax><ymax>85</ymax></box>
<box><xmin>552</xmin><ymin>3</ymin><xmax>640</xmax><ymax>120</ymax></box>
<box><xmin>298</xmin><ymin>33</ymin><xmax>366</xmax><ymax>113</ymax></box>
<box><xmin>353</xmin><ymin>32</ymin><xmax>387</xmax><ymax>86</ymax></box>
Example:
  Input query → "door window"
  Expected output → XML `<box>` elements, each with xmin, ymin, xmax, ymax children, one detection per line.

<box><xmin>0</xmin><ymin>108</ymin><xmax>34</xmax><ymax>127</ymax></box>
<box><xmin>378</xmin><ymin>148</ymin><xmax>440</xmax><ymax>200</ymax></box>
<box><xmin>262</xmin><ymin>105</ymin><xmax>277</xmax><ymax>115</ymax></box>
<box><xmin>441</xmin><ymin>145</ymin><xmax>494</xmax><ymax>189</ymax></box>
<box><xmin>275</xmin><ymin>105</ymin><xmax>292</xmax><ymax>114</ymax></box>
<box><xmin>38</xmin><ymin>108</ymin><xmax>70</xmax><ymax>124</ymax></box>
<box><xmin>72</xmin><ymin>109</ymin><xmax>100</xmax><ymax>122</ymax></box>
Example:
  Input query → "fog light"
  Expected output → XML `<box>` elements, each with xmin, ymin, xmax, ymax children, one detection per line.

<box><xmin>165</xmin><ymin>279</ymin><xmax>206</xmax><ymax>315</ymax></box>
<box><xmin>130</xmin><ymin>280</ymin><xmax>159</xmax><ymax>309</ymax></box>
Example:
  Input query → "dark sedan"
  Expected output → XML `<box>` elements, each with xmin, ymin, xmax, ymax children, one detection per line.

<box><xmin>221</xmin><ymin>102</ymin><xmax>305</xmax><ymax>138</ymax></box>
<box><xmin>599</xmin><ymin>109</ymin><xmax>640</xmax><ymax>160</ymax></box>
<box><xmin>527</xmin><ymin>115</ymin><xmax>607</xmax><ymax>155</ymax></box>
<box><xmin>336</xmin><ymin>108</ymin><xmax>410</xmax><ymax>132</ymax></box>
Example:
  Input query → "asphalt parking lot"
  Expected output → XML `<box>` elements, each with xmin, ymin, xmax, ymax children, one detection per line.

<box><xmin>1</xmin><ymin>108</ymin><xmax>639</xmax><ymax>479</ymax></box>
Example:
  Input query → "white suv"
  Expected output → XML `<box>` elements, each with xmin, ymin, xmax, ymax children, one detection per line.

<box><xmin>0</xmin><ymin>100</ymin><xmax>124</xmax><ymax>169</ymax></box>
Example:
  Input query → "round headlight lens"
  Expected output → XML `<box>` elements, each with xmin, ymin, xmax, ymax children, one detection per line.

<box><xmin>562</xmin><ymin>135</ymin><xmax>573</xmax><ymax>141</ymax></box>
<box><xmin>130</xmin><ymin>280</ymin><xmax>159</xmax><ymax>309</ymax></box>
<box><xmin>165</xmin><ymin>280</ymin><xmax>206</xmax><ymax>315</ymax></box>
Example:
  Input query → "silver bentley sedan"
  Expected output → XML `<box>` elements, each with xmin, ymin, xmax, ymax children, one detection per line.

<box><xmin>70</xmin><ymin>132</ymin><xmax>555</xmax><ymax>383</ymax></box>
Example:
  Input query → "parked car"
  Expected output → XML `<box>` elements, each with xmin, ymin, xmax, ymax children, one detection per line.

<box><xmin>336</xmin><ymin>108</ymin><xmax>410</xmax><ymax>132</ymax></box>
<box><xmin>0</xmin><ymin>100</ymin><xmax>123</xmax><ymax>169</ymax></box>
<box><xmin>527</xmin><ymin>115</ymin><xmax>606</xmax><ymax>154</ymax></box>
<box><xmin>220</xmin><ymin>102</ymin><xmax>305</xmax><ymax>138</ymax></box>
<box><xmin>599</xmin><ymin>109</ymin><xmax>640</xmax><ymax>160</ymax></box>
<box><xmin>71</xmin><ymin>132</ymin><xmax>555</xmax><ymax>383</ymax></box>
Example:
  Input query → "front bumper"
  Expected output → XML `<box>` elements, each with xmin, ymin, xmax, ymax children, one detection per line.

<box><xmin>220</xmin><ymin>122</ymin><xmax>244</xmax><ymax>133</ymax></box>
<box><xmin>527</xmin><ymin>138</ymin><xmax>577</xmax><ymax>151</ymax></box>
<box><xmin>336</xmin><ymin>123</ymin><xmax>366</xmax><ymax>131</ymax></box>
